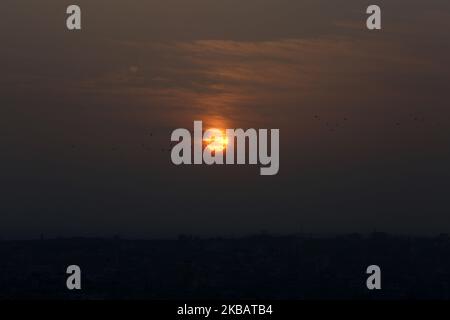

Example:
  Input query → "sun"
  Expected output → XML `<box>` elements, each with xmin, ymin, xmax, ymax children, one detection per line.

<box><xmin>203</xmin><ymin>128</ymin><xmax>229</xmax><ymax>152</ymax></box>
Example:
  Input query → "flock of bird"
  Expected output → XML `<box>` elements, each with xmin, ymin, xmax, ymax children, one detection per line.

<box><xmin>313</xmin><ymin>113</ymin><xmax>436</xmax><ymax>132</ymax></box>
<box><xmin>313</xmin><ymin>115</ymin><xmax>348</xmax><ymax>132</ymax></box>
<box><xmin>66</xmin><ymin>113</ymin><xmax>439</xmax><ymax>152</ymax></box>
<box><xmin>69</xmin><ymin>130</ymin><xmax>173</xmax><ymax>154</ymax></box>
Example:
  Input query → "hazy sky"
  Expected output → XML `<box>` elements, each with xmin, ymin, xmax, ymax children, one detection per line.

<box><xmin>1</xmin><ymin>0</ymin><xmax>450</xmax><ymax>238</ymax></box>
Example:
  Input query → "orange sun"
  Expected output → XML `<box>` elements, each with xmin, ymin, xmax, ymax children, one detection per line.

<box><xmin>203</xmin><ymin>128</ymin><xmax>229</xmax><ymax>152</ymax></box>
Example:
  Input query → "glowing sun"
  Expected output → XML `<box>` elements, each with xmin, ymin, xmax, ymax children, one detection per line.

<box><xmin>203</xmin><ymin>128</ymin><xmax>229</xmax><ymax>152</ymax></box>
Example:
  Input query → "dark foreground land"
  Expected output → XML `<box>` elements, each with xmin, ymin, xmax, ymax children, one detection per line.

<box><xmin>1</xmin><ymin>233</ymin><xmax>450</xmax><ymax>300</ymax></box>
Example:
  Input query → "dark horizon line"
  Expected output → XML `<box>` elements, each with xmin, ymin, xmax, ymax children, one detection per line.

<box><xmin>2</xmin><ymin>231</ymin><xmax>450</xmax><ymax>242</ymax></box>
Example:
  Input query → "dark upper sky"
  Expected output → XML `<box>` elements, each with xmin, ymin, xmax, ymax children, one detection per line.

<box><xmin>1</xmin><ymin>0</ymin><xmax>450</xmax><ymax>238</ymax></box>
